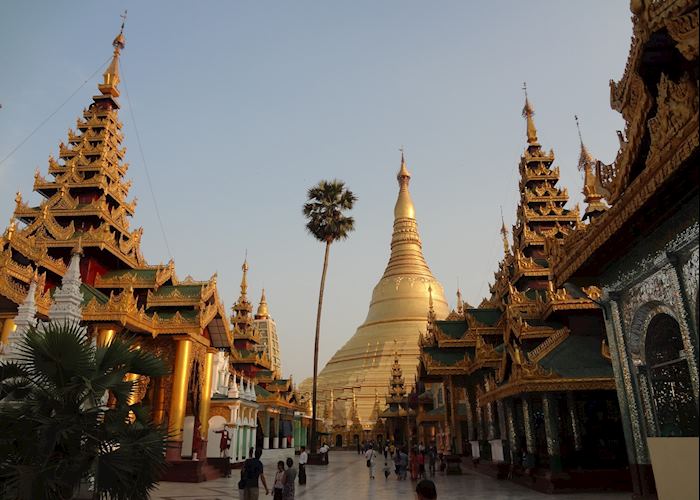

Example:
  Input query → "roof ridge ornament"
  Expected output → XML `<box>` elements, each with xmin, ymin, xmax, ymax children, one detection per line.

<box><xmin>522</xmin><ymin>82</ymin><xmax>539</xmax><ymax>146</ymax></box>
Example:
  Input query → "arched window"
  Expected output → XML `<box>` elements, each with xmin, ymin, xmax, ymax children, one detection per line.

<box><xmin>645</xmin><ymin>313</ymin><xmax>698</xmax><ymax>437</ymax></box>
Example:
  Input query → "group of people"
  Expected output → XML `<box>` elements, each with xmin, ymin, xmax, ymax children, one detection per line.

<box><xmin>237</xmin><ymin>446</ymin><xmax>308</xmax><ymax>500</ymax></box>
<box><xmin>374</xmin><ymin>441</ymin><xmax>440</xmax><ymax>481</ymax></box>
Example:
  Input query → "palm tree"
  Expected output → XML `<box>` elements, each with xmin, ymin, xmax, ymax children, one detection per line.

<box><xmin>0</xmin><ymin>321</ymin><xmax>168</xmax><ymax>500</ymax></box>
<box><xmin>303</xmin><ymin>179</ymin><xmax>357</xmax><ymax>452</ymax></box>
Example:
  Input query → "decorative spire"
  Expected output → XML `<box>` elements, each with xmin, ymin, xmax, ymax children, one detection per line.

<box><xmin>48</xmin><ymin>245</ymin><xmax>85</xmax><ymax>325</ymax></box>
<box><xmin>428</xmin><ymin>285</ymin><xmax>434</xmax><ymax>315</ymax></box>
<box><xmin>394</xmin><ymin>147</ymin><xmax>415</xmax><ymax>219</ymax></box>
<box><xmin>500</xmin><ymin>207</ymin><xmax>510</xmax><ymax>255</ymax></box>
<box><xmin>256</xmin><ymin>288</ymin><xmax>269</xmax><ymax>318</ymax></box>
<box><xmin>240</xmin><ymin>257</ymin><xmax>249</xmax><ymax>299</ymax></box>
<box><xmin>456</xmin><ymin>288</ymin><xmax>464</xmax><ymax>314</ymax></box>
<box><xmin>2</xmin><ymin>272</ymin><xmax>38</xmax><ymax>361</ymax></box>
<box><xmin>575</xmin><ymin>115</ymin><xmax>610</xmax><ymax>220</ymax></box>
<box><xmin>522</xmin><ymin>83</ymin><xmax>539</xmax><ymax>146</ymax></box>
<box><xmin>98</xmin><ymin>11</ymin><xmax>127</xmax><ymax>98</ymax></box>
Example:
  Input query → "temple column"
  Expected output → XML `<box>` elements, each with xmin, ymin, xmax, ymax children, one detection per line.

<box><xmin>542</xmin><ymin>393</ymin><xmax>562</xmax><ymax>474</ymax></box>
<box><xmin>252</xmin><ymin>426</ymin><xmax>257</xmax><ymax>452</ymax></box>
<box><xmin>264</xmin><ymin>413</ymin><xmax>271</xmax><ymax>449</ymax></box>
<box><xmin>491</xmin><ymin>399</ymin><xmax>508</xmax><ymax>464</ymax></box>
<box><xmin>231</xmin><ymin>424</ymin><xmax>239</xmax><ymax>461</ymax></box>
<box><xmin>152</xmin><ymin>377</ymin><xmax>167</xmax><ymax>425</ymax></box>
<box><xmin>1</xmin><ymin>318</ymin><xmax>15</xmax><ymax>347</ymax></box>
<box><xmin>465</xmin><ymin>390</ymin><xmax>475</xmax><ymax>442</ymax></box>
<box><xmin>96</xmin><ymin>327</ymin><xmax>116</xmax><ymax>347</ymax></box>
<box><xmin>521</xmin><ymin>396</ymin><xmax>536</xmax><ymax>470</ymax></box>
<box><xmin>566</xmin><ymin>392</ymin><xmax>583</xmax><ymax>466</ymax></box>
<box><xmin>272</xmin><ymin>416</ymin><xmax>279</xmax><ymax>448</ymax></box>
<box><xmin>166</xmin><ymin>338</ymin><xmax>193</xmax><ymax>461</ymax></box>
<box><xmin>281</xmin><ymin>419</ymin><xmax>287</xmax><ymax>448</ymax></box>
<box><xmin>197</xmin><ymin>351</ymin><xmax>215</xmax><ymax>460</ymax></box>
<box><xmin>293</xmin><ymin>419</ymin><xmax>301</xmax><ymax>451</ymax></box>
<box><xmin>504</xmin><ymin>399</ymin><xmax>520</xmax><ymax>466</ymax></box>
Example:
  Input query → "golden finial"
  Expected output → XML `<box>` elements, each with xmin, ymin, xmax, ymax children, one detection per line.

<box><xmin>456</xmin><ymin>288</ymin><xmax>463</xmax><ymax>314</ymax></box>
<box><xmin>397</xmin><ymin>146</ymin><xmax>411</xmax><ymax>184</ymax></box>
<box><xmin>240</xmin><ymin>254</ymin><xmax>249</xmax><ymax>298</ymax></box>
<box><xmin>72</xmin><ymin>236</ymin><xmax>84</xmax><ymax>256</ymax></box>
<box><xmin>500</xmin><ymin>206</ymin><xmax>510</xmax><ymax>255</ymax></box>
<box><xmin>100</xmin><ymin>11</ymin><xmax>127</xmax><ymax>96</ymax></box>
<box><xmin>428</xmin><ymin>284</ymin><xmax>434</xmax><ymax>314</ymax></box>
<box><xmin>256</xmin><ymin>288</ymin><xmax>269</xmax><ymax>318</ymax></box>
<box><xmin>575</xmin><ymin>115</ymin><xmax>593</xmax><ymax>172</ymax></box>
<box><xmin>522</xmin><ymin>82</ymin><xmax>539</xmax><ymax>145</ymax></box>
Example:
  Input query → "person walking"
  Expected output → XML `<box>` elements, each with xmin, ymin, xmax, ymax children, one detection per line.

<box><xmin>415</xmin><ymin>479</ymin><xmax>437</xmax><ymax>500</ymax></box>
<box><xmin>272</xmin><ymin>461</ymin><xmax>286</xmax><ymax>500</ymax></box>
<box><xmin>427</xmin><ymin>446</ymin><xmax>436</xmax><ymax>477</ymax></box>
<box><xmin>319</xmin><ymin>442</ymin><xmax>329</xmax><ymax>465</ymax></box>
<box><xmin>399</xmin><ymin>448</ymin><xmax>409</xmax><ymax>480</ymax></box>
<box><xmin>364</xmin><ymin>443</ymin><xmax>378</xmax><ymax>479</ymax></box>
<box><xmin>283</xmin><ymin>457</ymin><xmax>296</xmax><ymax>500</ymax></box>
<box><xmin>240</xmin><ymin>448</ymin><xmax>269</xmax><ymax>500</ymax></box>
<box><xmin>383</xmin><ymin>459</ymin><xmax>391</xmax><ymax>479</ymax></box>
<box><xmin>357</xmin><ymin>440</ymin><xmax>362</xmax><ymax>455</ymax></box>
<box><xmin>298</xmin><ymin>446</ymin><xmax>308</xmax><ymax>485</ymax></box>
<box><xmin>417</xmin><ymin>449</ymin><xmax>426</xmax><ymax>479</ymax></box>
<box><xmin>409</xmin><ymin>448</ymin><xmax>419</xmax><ymax>480</ymax></box>
<box><xmin>384</xmin><ymin>443</ymin><xmax>389</xmax><ymax>459</ymax></box>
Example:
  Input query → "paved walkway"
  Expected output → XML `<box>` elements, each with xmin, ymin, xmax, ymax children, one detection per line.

<box><xmin>153</xmin><ymin>451</ymin><xmax>629</xmax><ymax>499</ymax></box>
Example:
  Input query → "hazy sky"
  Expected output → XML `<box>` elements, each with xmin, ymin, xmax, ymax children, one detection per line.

<box><xmin>0</xmin><ymin>1</ymin><xmax>632</xmax><ymax>382</ymax></box>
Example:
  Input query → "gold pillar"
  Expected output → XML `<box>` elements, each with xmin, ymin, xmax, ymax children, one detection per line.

<box><xmin>97</xmin><ymin>328</ymin><xmax>116</xmax><ymax>347</ymax></box>
<box><xmin>1</xmin><ymin>318</ymin><xmax>15</xmax><ymax>345</ymax></box>
<box><xmin>167</xmin><ymin>338</ymin><xmax>193</xmax><ymax>442</ymax></box>
<box><xmin>198</xmin><ymin>351</ymin><xmax>215</xmax><ymax>439</ymax></box>
<box><xmin>152</xmin><ymin>377</ymin><xmax>166</xmax><ymax>425</ymax></box>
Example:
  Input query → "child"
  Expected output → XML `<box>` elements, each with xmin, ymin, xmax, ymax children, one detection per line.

<box><xmin>383</xmin><ymin>459</ymin><xmax>391</xmax><ymax>479</ymax></box>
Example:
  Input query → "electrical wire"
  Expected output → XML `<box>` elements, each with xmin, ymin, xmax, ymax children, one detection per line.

<box><xmin>0</xmin><ymin>56</ymin><xmax>112</xmax><ymax>168</ymax></box>
<box><xmin>120</xmin><ymin>63</ymin><xmax>173</xmax><ymax>260</ymax></box>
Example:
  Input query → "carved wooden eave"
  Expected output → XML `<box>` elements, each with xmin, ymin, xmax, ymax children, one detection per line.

<box><xmin>509</xmin><ymin>315</ymin><xmax>560</xmax><ymax>340</ymax></box>
<box><xmin>478</xmin><ymin>377</ymin><xmax>617</xmax><ymax>405</ymax></box>
<box><xmin>421</xmin><ymin>351</ymin><xmax>473</xmax><ymax>375</ymax></box>
<box><xmin>555</xmin><ymin>106</ymin><xmax>699</xmax><ymax>285</ymax></box>
<box><xmin>0</xmin><ymin>270</ymin><xmax>52</xmax><ymax>316</ymax></box>
<box><xmin>536</xmin><ymin>285</ymin><xmax>601</xmax><ymax>318</ymax></box>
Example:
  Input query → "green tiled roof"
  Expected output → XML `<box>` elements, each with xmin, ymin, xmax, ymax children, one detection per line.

<box><xmin>423</xmin><ymin>346</ymin><xmax>469</xmax><ymax>365</ymax></box>
<box><xmin>80</xmin><ymin>283</ymin><xmax>109</xmax><ymax>306</ymax></box>
<box><xmin>150</xmin><ymin>285</ymin><xmax>202</xmax><ymax>298</ymax></box>
<box><xmin>468</xmin><ymin>308</ymin><xmax>501</xmax><ymax>326</ymax></box>
<box><xmin>435</xmin><ymin>321</ymin><xmax>467</xmax><ymax>339</ymax></box>
<box><xmin>539</xmin><ymin>335</ymin><xmax>613</xmax><ymax>378</ymax></box>
<box><xmin>255</xmin><ymin>385</ymin><xmax>272</xmax><ymax>397</ymax></box>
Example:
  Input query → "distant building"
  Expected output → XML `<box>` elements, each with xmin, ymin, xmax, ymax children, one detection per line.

<box><xmin>254</xmin><ymin>289</ymin><xmax>282</xmax><ymax>377</ymax></box>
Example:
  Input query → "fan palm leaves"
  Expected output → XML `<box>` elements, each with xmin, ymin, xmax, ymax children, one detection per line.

<box><xmin>0</xmin><ymin>321</ymin><xmax>168</xmax><ymax>500</ymax></box>
<box><xmin>302</xmin><ymin>179</ymin><xmax>357</xmax><ymax>451</ymax></box>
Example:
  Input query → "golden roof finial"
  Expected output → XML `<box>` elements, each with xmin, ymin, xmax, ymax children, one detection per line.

<box><xmin>456</xmin><ymin>288</ymin><xmax>463</xmax><ymax>314</ymax></box>
<box><xmin>500</xmin><ymin>206</ymin><xmax>510</xmax><ymax>255</ymax></box>
<box><xmin>256</xmin><ymin>288</ymin><xmax>269</xmax><ymax>318</ymax></box>
<box><xmin>575</xmin><ymin>115</ymin><xmax>593</xmax><ymax>172</ymax></box>
<box><xmin>72</xmin><ymin>236</ymin><xmax>84</xmax><ymax>256</ymax></box>
<box><xmin>428</xmin><ymin>284</ymin><xmax>434</xmax><ymax>314</ymax></box>
<box><xmin>240</xmin><ymin>255</ymin><xmax>249</xmax><ymax>298</ymax></box>
<box><xmin>99</xmin><ymin>11</ymin><xmax>127</xmax><ymax>97</ymax></box>
<box><xmin>522</xmin><ymin>82</ymin><xmax>539</xmax><ymax>146</ymax></box>
<box><xmin>575</xmin><ymin>115</ymin><xmax>610</xmax><ymax>220</ymax></box>
<box><xmin>394</xmin><ymin>147</ymin><xmax>415</xmax><ymax>219</ymax></box>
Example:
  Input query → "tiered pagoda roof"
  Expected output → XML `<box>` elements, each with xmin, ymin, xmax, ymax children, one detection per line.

<box><xmin>0</xmin><ymin>28</ymin><xmax>231</xmax><ymax>347</ymax></box>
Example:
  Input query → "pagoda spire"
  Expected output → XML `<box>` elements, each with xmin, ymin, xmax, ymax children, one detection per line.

<box><xmin>256</xmin><ymin>288</ymin><xmax>269</xmax><ymax>318</ymax></box>
<box><xmin>575</xmin><ymin>115</ymin><xmax>609</xmax><ymax>220</ymax></box>
<box><xmin>522</xmin><ymin>83</ymin><xmax>539</xmax><ymax>146</ymax></box>
<box><xmin>395</xmin><ymin>147</ymin><xmax>414</xmax><ymax>219</ymax></box>
<box><xmin>500</xmin><ymin>207</ymin><xmax>510</xmax><ymax>255</ymax></box>
<box><xmin>240</xmin><ymin>257</ymin><xmax>249</xmax><ymax>300</ymax></box>
<box><xmin>456</xmin><ymin>288</ymin><xmax>464</xmax><ymax>314</ymax></box>
<box><xmin>98</xmin><ymin>12</ymin><xmax>127</xmax><ymax>99</ymax></box>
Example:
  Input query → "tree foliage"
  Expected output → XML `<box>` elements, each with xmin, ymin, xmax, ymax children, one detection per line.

<box><xmin>0</xmin><ymin>321</ymin><xmax>168</xmax><ymax>500</ymax></box>
<box><xmin>303</xmin><ymin>179</ymin><xmax>357</xmax><ymax>244</ymax></box>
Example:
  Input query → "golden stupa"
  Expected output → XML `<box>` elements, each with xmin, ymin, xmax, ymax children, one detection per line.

<box><xmin>303</xmin><ymin>153</ymin><xmax>449</xmax><ymax>427</ymax></box>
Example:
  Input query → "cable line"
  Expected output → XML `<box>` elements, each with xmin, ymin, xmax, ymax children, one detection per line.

<box><xmin>0</xmin><ymin>56</ymin><xmax>111</xmax><ymax>168</ymax></box>
<box><xmin>120</xmin><ymin>63</ymin><xmax>174</xmax><ymax>260</ymax></box>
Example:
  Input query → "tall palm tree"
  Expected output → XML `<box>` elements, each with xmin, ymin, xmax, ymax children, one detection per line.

<box><xmin>0</xmin><ymin>321</ymin><xmax>168</xmax><ymax>500</ymax></box>
<box><xmin>303</xmin><ymin>179</ymin><xmax>357</xmax><ymax>452</ymax></box>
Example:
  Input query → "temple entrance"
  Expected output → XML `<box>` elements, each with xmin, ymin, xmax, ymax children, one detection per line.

<box><xmin>335</xmin><ymin>434</ymin><xmax>343</xmax><ymax>447</ymax></box>
<box><xmin>645</xmin><ymin>313</ymin><xmax>698</xmax><ymax>436</ymax></box>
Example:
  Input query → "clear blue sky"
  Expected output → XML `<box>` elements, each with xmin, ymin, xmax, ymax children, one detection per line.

<box><xmin>0</xmin><ymin>1</ymin><xmax>631</xmax><ymax>382</ymax></box>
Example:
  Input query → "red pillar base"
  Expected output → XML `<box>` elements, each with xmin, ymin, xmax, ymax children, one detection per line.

<box><xmin>166</xmin><ymin>440</ymin><xmax>183</xmax><ymax>461</ymax></box>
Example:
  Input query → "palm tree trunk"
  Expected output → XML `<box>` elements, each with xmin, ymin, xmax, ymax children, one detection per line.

<box><xmin>310</xmin><ymin>240</ymin><xmax>331</xmax><ymax>453</ymax></box>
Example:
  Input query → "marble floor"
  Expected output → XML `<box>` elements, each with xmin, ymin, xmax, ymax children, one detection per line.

<box><xmin>152</xmin><ymin>451</ymin><xmax>630</xmax><ymax>500</ymax></box>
